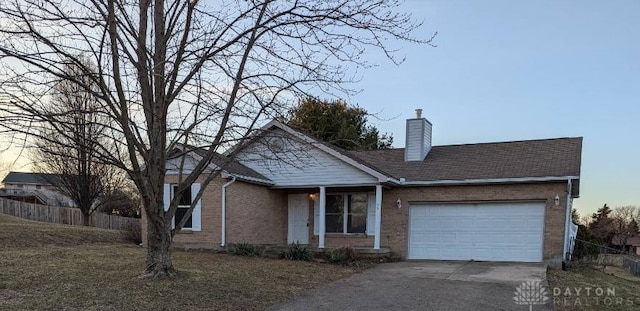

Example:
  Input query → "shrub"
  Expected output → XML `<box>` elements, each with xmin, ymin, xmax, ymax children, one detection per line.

<box><xmin>572</xmin><ymin>224</ymin><xmax>601</xmax><ymax>260</ymax></box>
<box><xmin>327</xmin><ymin>247</ymin><xmax>357</xmax><ymax>264</ymax></box>
<box><xmin>226</xmin><ymin>242</ymin><xmax>265</xmax><ymax>257</ymax></box>
<box><xmin>126</xmin><ymin>222</ymin><xmax>142</xmax><ymax>245</ymax></box>
<box><xmin>281</xmin><ymin>243</ymin><xmax>313</xmax><ymax>261</ymax></box>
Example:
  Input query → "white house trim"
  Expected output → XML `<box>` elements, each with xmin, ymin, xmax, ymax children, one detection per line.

<box><xmin>563</xmin><ymin>179</ymin><xmax>573</xmax><ymax>261</ymax></box>
<box><xmin>318</xmin><ymin>186</ymin><xmax>326</xmax><ymax>249</ymax></box>
<box><xmin>164</xmin><ymin>183</ymin><xmax>202</xmax><ymax>231</ymax></box>
<box><xmin>374</xmin><ymin>184</ymin><xmax>382</xmax><ymax>250</ymax></box>
<box><xmin>270</xmin><ymin>183</ymin><xmax>380</xmax><ymax>189</ymax></box>
<box><xmin>400</xmin><ymin>176</ymin><xmax>580</xmax><ymax>186</ymax></box>
<box><xmin>223</xmin><ymin>173</ymin><xmax>273</xmax><ymax>186</ymax></box>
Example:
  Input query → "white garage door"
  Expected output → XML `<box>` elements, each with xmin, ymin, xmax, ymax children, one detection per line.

<box><xmin>408</xmin><ymin>202</ymin><xmax>545</xmax><ymax>262</ymax></box>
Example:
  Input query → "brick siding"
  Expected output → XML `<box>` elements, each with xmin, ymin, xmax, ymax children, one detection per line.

<box><xmin>225</xmin><ymin>182</ymin><xmax>287</xmax><ymax>245</ymax></box>
<box><xmin>142</xmin><ymin>178</ymin><xmax>569</xmax><ymax>265</ymax></box>
<box><xmin>380</xmin><ymin>182</ymin><xmax>569</xmax><ymax>265</ymax></box>
<box><xmin>141</xmin><ymin>175</ymin><xmax>286</xmax><ymax>248</ymax></box>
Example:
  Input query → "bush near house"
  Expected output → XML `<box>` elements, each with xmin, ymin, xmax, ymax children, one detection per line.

<box><xmin>226</xmin><ymin>242</ymin><xmax>265</xmax><ymax>257</ymax></box>
<box><xmin>327</xmin><ymin>247</ymin><xmax>357</xmax><ymax>264</ymax></box>
<box><xmin>572</xmin><ymin>224</ymin><xmax>601</xmax><ymax>259</ymax></box>
<box><xmin>281</xmin><ymin>243</ymin><xmax>313</xmax><ymax>261</ymax></box>
<box><xmin>126</xmin><ymin>222</ymin><xmax>142</xmax><ymax>245</ymax></box>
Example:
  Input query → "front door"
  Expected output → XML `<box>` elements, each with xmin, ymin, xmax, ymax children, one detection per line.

<box><xmin>288</xmin><ymin>194</ymin><xmax>309</xmax><ymax>244</ymax></box>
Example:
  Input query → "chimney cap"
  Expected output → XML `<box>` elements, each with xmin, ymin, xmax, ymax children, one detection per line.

<box><xmin>415</xmin><ymin>109</ymin><xmax>423</xmax><ymax>118</ymax></box>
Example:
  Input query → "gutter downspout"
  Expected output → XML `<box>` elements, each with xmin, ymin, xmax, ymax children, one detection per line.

<box><xmin>221</xmin><ymin>175</ymin><xmax>237</xmax><ymax>247</ymax></box>
<box><xmin>563</xmin><ymin>179</ymin><xmax>573</xmax><ymax>264</ymax></box>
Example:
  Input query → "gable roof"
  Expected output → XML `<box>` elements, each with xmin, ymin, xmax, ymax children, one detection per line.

<box><xmin>169</xmin><ymin>145</ymin><xmax>271</xmax><ymax>184</ymax></box>
<box><xmin>172</xmin><ymin>120</ymin><xmax>582</xmax><ymax>189</ymax></box>
<box><xmin>350</xmin><ymin>137</ymin><xmax>582</xmax><ymax>182</ymax></box>
<box><xmin>240</xmin><ymin>121</ymin><xmax>582</xmax><ymax>188</ymax></box>
<box><xmin>2</xmin><ymin>172</ymin><xmax>64</xmax><ymax>186</ymax></box>
<box><xmin>250</xmin><ymin>120</ymin><xmax>399</xmax><ymax>183</ymax></box>
<box><xmin>206</xmin><ymin>152</ymin><xmax>271</xmax><ymax>183</ymax></box>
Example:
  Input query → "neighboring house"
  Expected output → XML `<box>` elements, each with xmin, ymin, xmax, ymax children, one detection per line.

<box><xmin>612</xmin><ymin>236</ymin><xmax>640</xmax><ymax>255</ymax></box>
<box><xmin>141</xmin><ymin>109</ymin><xmax>583</xmax><ymax>267</ymax></box>
<box><xmin>0</xmin><ymin>172</ymin><xmax>76</xmax><ymax>207</ymax></box>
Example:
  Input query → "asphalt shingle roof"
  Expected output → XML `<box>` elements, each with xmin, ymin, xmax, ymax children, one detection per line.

<box><xmin>350</xmin><ymin>137</ymin><xmax>583</xmax><ymax>181</ymax></box>
<box><xmin>2</xmin><ymin>172</ymin><xmax>64</xmax><ymax>186</ymax></box>
<box><xmin>183</xmin><ymin>147</ymin><xmax>269</xmax><ymax>182</ymax></box>
<box><xmin>211</xmin><ymin>153</ymin><xmax>269</xmax><ymax>181</ymax></box>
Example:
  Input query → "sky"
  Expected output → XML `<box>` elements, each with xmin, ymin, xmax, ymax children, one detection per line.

<box><xmin>1</xmin><ymin>1</ymin><xmax>638</xmax><ymax>217</ymax></box>
<box><xmin>349</xmin><ymin>0</ymin><xmax>640</xmax><ymax>217</ymax></box>
<box><xmin>348</xmin><ymin>0</ymin><xmax>640</xmax><ymax>219</ymax></box>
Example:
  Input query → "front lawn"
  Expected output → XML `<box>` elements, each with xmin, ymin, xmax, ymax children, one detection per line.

<box><xmin>0</xmin><ymin>214</ymin><xmax>359</xmax><ymax>310</ymax></box>
<box><xmin>548</xmin><ymin>265</ymin><xmax>640</xmax><ymax>311</ymax></box>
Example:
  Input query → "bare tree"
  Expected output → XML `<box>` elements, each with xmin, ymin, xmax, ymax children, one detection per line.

<box><xmin>0</xmin><ymin>0</ymin><xmax>431</xmax><ymax>277</ymax></box>
<box><xmin>611</xmin><ymin>205</ymin><xmax>640</xmax><ymax>253</ymax></box>
<box><xmin>579</xmin><ymin>214</ymin><xmax>592</xmax><ymax>227</ymax></box>
<box><xmin>29</xmin><ymin>58</ymin><xmax>124</xmax><ymax>225</ymax></box>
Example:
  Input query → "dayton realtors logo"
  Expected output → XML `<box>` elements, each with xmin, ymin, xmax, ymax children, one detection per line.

<box><xmin>513</xmin><ymin>281</ymin><xmax>549</xmax><ymax>311</ymax></box>
<box><xmin>552</xmin><ymin>286</ymin><xmax>637</xmax><ymax>307</ymax></box>
<box><xmin>514</xmin><ymin>281</ymin><xmax>638</xmax><ymax>309</ymax></box>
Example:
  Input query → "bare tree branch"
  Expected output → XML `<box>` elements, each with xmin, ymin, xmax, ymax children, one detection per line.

<box><xmin>0</xmin><ymin>0</ymin><xmax>430</xmax><ymax>277</ymax></box>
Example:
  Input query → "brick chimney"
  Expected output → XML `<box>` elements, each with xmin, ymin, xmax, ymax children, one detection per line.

<box><xmin>404</xmin><ymin>109</ymin><xmax>432</xmax><ymax>161</ymax></box>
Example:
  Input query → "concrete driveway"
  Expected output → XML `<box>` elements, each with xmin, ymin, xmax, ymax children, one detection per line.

<box><xmin>268</xmin><ymin>261</ymin><xmax>551</xmax><ymax>311</ymax></box>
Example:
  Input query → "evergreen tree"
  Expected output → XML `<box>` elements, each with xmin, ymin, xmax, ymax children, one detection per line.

<box><xmin>287</xmin><ymin>98</ymin><xmax>393</xmax><ymax>151</ymax></box>
<box><xmin>589</xmin><ymin>204</ymin><xmax>614</xmax><ymax>244</ymax></box>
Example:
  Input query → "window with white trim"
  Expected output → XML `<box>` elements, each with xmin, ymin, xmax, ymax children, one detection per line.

<box><xmin>172</xmin><ymin>184</ymin><xmax>193</xmax><ymax>229</ymax></box>
<box><xmin>325</xmin><ymin>193</ymin><xmax>367</xmax><ymax>234</ymax></box>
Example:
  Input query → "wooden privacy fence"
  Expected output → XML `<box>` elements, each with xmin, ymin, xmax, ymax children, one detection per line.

<box><xmin>0</xmin><ymin>198</ymin><xmax>139</xmax><ymax>231</ymax></box>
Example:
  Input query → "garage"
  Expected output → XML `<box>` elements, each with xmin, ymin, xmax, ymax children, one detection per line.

<box><xmin>408</xmin><ymin>202</ymin><xmax>545</xmax><ymax>262</ymax></box>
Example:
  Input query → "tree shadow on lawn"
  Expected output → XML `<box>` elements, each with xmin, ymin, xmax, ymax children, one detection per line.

<box><xmin>0</xmin><ymin>244</ymin><xmax>360</xmax><ymax>311</ymax></box>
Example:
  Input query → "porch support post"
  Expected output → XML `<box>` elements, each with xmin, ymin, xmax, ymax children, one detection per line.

<box><xmin>374</xmin><ymin>184</ymin><xmax>382</xmax><ymax>250</ymax></box>
<box><xmin>318</xmin><ymin>186</ymin><xmax>326</xmax><ymax>249</ymax></box>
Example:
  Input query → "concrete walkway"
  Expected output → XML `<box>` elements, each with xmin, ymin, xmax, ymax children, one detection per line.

<box><xmin>268</xmin><ymin>261</ymin><xmax>551</xmax><ymax>311</ymax></box>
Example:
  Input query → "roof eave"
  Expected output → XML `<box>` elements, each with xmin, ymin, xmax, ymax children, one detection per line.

<box><xmin>399</xmin><ymin>175</ymin><xmax>580</xmax><ymax>186</ymax></box>
<box><xmin>222</xmin><ymin>171</ymin><xmax>275</xmax><ymax>186</ymax></box>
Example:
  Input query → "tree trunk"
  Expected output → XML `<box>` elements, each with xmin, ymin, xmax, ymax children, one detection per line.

<box><xmin>144</xmin><ymin>209</ymin><xmax>175</xmax><ymax>278</ymax></box>
<box><xmin>82</xmin><ymin>213</ymin><xmax>90</xmax><ymax>226</ymax></box>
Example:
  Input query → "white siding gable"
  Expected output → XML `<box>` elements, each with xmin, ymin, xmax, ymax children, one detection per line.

<box><xmin>166</xmin><ymin>153</ymin><xmax>201</xmax><ymax>175</ymax></box>
<box><xmin>237</xmin><ymin>129</ymin><xmax>377</xmax><ymax>187</ymax></box>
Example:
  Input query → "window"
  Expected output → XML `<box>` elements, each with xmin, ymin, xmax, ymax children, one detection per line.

<box><xmin>36</xmin><ymin>185</ymin><xmax>41</xmax><ymax>189</ymax></box>
<box><xmin>325</xmin><ymin>195</ymin><xmax>344</xmax><ymax>233</ymax></box>
<box><xmin>325</xmin><ymin>193</ymin><xmax>367</xmax><ymax>234</ymax></box>
<box><xmin>164</xmin><ymin>183</ymin><xmax>201</xmax><ymax>232</ymax></box>
<box><xmin>172</xmin><ymin>184</ymin><xmax>192</xmax><ymax>229</ymax></box>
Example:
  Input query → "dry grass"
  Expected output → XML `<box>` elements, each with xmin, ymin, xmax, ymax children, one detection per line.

<box><xmin>0</xmin><ymin>214</ymin><xmax>128</xmax><ymax>248</ymax></box>
<box><xmin>0</xmin><ymin>214</ymin><xmax>360</xmax><ymax>310</ymax></box>
<box><xmin>548</xmin><ymin>265</ymin><xmax>640</xmax><ymax>310</ymax></box>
